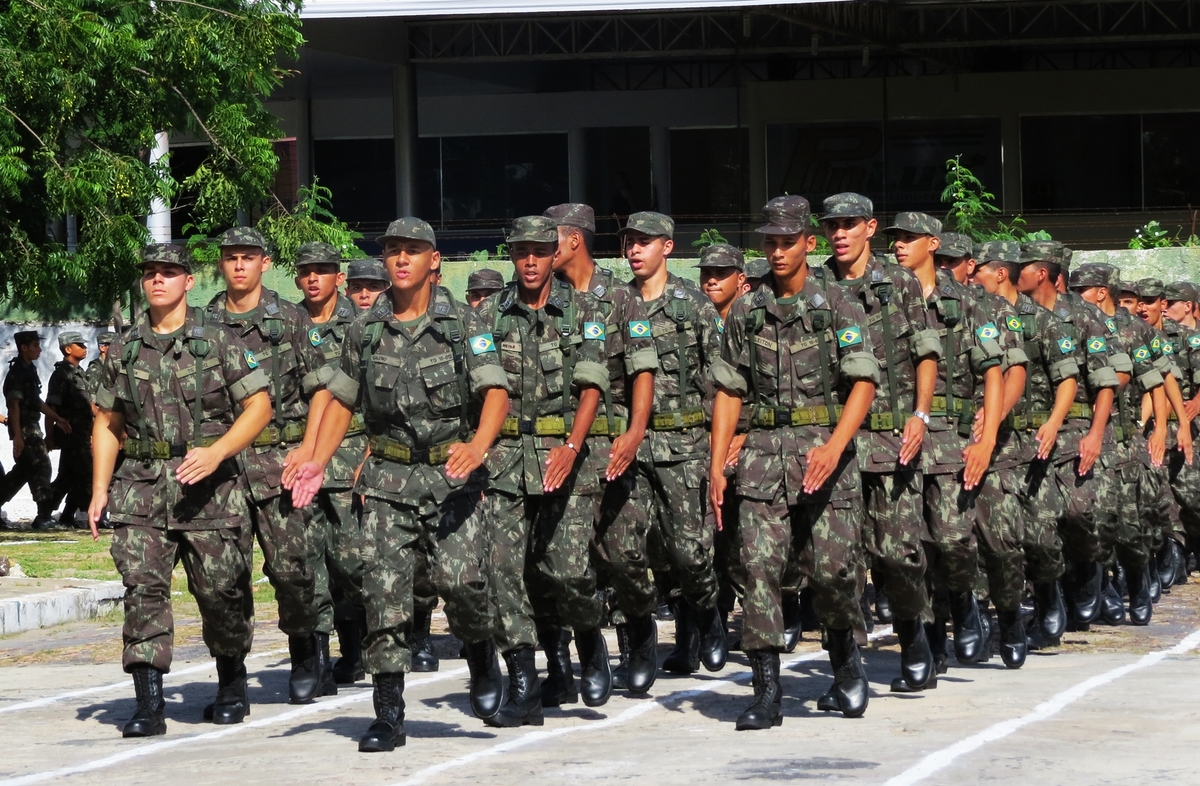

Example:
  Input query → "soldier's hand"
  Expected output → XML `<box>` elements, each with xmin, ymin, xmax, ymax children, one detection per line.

<box><xmin>899</xmin><ymin>415</ymin><xmax>927</xmax><ymax>466</ymax></box>
<box><xmin>445</xmin><ymin>442</ymin><xmax>486</xmax><ymax>479</ymax></box>
<box><xmin>803</xmin><ymin>443</ymin><xmax>840</xmax><ymax>494</ymax></box>
<box><xmin>12</xmin><ymin>434</ymin><xmax>23</xmax><ymax>459</ymax></box>
<box><xmin>606</xmin><ymin>429</ymin><xmax>643</xmax><ymax>481</ymax></box>
<box><xmin>962</xmin><ymin>439</ymin><xmax>993</xmax><ymax>490</ymax></box>
<box><xmin>1178</xmin><ymin>422</ymin><xmax>1195</xmax><ymax>466</ymax></box>
<box><xmin>87</xmin><ymin>492</ymin><xmax>107</xmax><ymax>542</ymax></box>
<box><xmin>725</xmin><ymin>433</ymin><xmax>747</xmax><ymax>469</ymax></box>
<box><xmin>1148</xmin><ymin>428</ymin><xmax>1167</xmax><ymax>468</ymax></box>
<box><xmin>286</xmin><ymin>461</ymin><xmax>326</xmax><ymax>508</ymax></box>
<box><xmin>1185</xmin><ymin>399</ymin><xmax>1200</xmax><ymax>421</ymax></box>
<box><xmin>972</xmin><ymin>409</ymin><xmax>985</xmax><ymax>443</ymax></box>
<box><xmin>176</xmin><ymin>446</ymin><xmax>224</xmax><ymax>486</ymax></box>
<box><xmin>1034</xmin><ymin>422</ymin><xmax>1060</xmax><ymax>460</ymax></box>
<box><xmin>709</xmin><ymin>471</ymin><xmax>727</xmax><ymax>532</ymax></box>
<box><xmin>543</xmin><ymin>445</ymin><xmax>580</xmax><ymax>493</ymax></box>
<box><xmin>55</xmin><ymin>416</ymin><xmax>71</xmax><ymax>435</ymax></box>
<box><xmin>1077</xmin><ymin>431</ymin><xmax>1103</xmax><ymax>475</ymax></box>
<box><xmin>281</xmin><ymin>445</ymin><xmax>314</xmax><ymax>487</ymax></box>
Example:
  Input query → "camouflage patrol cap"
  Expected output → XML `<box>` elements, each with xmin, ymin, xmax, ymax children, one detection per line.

<box><xmin>744</xmin><ymin>258</ymin><xmax>771</xmax><ymax>280</ymax></box>
<box><xmin>695</xmin><ymin>243</ymin><xmax>744</xmax><ymax>271</ymax></box>
<box><xmin>13</xmin><ymin>330</ymin><xmax>39</xmax><ymax>345</ymax></box>
<box><xmin>1117</xmin><ymin>277</ymin><xmax>1138</xmax><ymax>296</ymax></box>
<box><xmin>821</xmin><ymin>192</ymin><xmax>873</xmax><ymax>220</ymax></box>
<box><xmin>217</xmin><ymin>226</ymin><xmax>267</xmax><ymax>251</ymax></box>
<box><xmin>141</xmin><ymin>243</ymin><xmax>192</xmax><ymax>273</ymax></box>
<box><xmin>884</xmin><ymin>211</ymin><xmax>942</xmax><ymax>236</ymax></box>
<box><xmin>935</xmin><ymin>232</ymin><xmax>973</xmax><ymax>259</ymax></box>
<box><xmin>1164</xmin><ymin>281</ymin><xmax>1199</xmax><ymax>302</ymax></box>
<box><xmin>755</xmin><ymin>196</ymin><xmax>811</xmax><ymax>235</ymax></box>
<box><xmin>467</xmin><ymin>268</ymin><xmax>506</xmax><ymax>292</ymax></box>
<box><xmin>1061</xmin><ymin>246</ymin><xmax>1074</xmax><ymax>274</ymax></box>
<box><xmin>1020</xmin><ymin>240</ymin><xmax>1064</xmax><ymax>264</ymax></box>
<box><xmin>1069</xmin><ymin>263</ymin><xmax>1113</xmax><ymax>290</ymax></box>
<box><xmin>376</xmin><ymin>217</ymin><xmax>437</xmax><ymax>249</ymax></box>
<box><xmin>618</xmin><ymin>211</ymin><xmax>674</xmax><ymax>240</ymax></box>
<box><xmin>975</xmin><ymin>241</ymin><xmax>1025</xmax><ymax>265</ymax></box>
<box><xmin>507</xmin><ymin>215</ymin><xmax>559</xmax><ymax>245</ymax></box>
<box><xmin>1135</xmin><ymin>277</ymin><xmax>1165</xmax><ymax>299</ymax></box>
<box><xmin>346</xmin><ymin>257</ymin><xmax>389</xmax><ymax>283</ymax></box>
<box><xmin>543</xmin><ymin>203</ymin><xmax>596</xmax><ymax>234</ymax></box>
<box><xmin>56</xmin><ymin>331</ymin><xmax>85</xmax><ymax>349</ymax></box>
<box><xmin>295</xmin><ymin>241</ymin><xmax>342</xmax><ymax>268</ymax></box>
<box><xmin>96</xmin><ymin>330</ymin><xmax>118</xmax><ymax>346</ymax></box>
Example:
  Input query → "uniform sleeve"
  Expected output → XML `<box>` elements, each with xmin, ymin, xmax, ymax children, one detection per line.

<box><xmin>1045</xmin><ymin>316</ymin><xmax>1082</xmax><ymax>384</ymax></box>
<box><xmin>573</xmin><ymin>296</ymin><xmax>609</xmax><ymax>393</ymax></box>
<box><xmin>291</xmin><ymin>310</ymin><xmax>332</xmax><ymax>397</ymax></box>
<box><xmin>710</xmin><ymin>300</ymin><xmax>750</xmax><ymax>397</ymax></box>
<box><xmin>45</xmin><ymin>370</ymin><xmax>64</xmax><ymax>408</ymax></box>
<box><xmin>92</xmin><ymin>349</ymin><xmax>123</xmax><ymax>412</ymax></box>
<box><xmin>901</xmin><ymin>272</ymin><xmax>942</xmax><ymax>360</ymax></box>
<box><xmin>996</xmin><ymin>302</ymin><xmax>1028</xmax><ymax>370</ymax></box>
<box><xmin>618</xmin><ymin>289</ymin><xmax>658</xmax><ymax>377</ymax></box>
<box><xmin>832</xmin><ymin>288</ymin><xmax>881</xmax><ymax>385</ymax></box>
<box><xmin>219</xmin><ymin>332</ymin><xmax>270</xmax><ymax>404</ymax></box>
<box><xmin>695</xmin><ymin>295</ymin><xmax>724</xmax><ymax>379</ymax></box>
<box><xmin>463</xmin><ymin>306</ymin><xmax>510</xmax><ymax>395</ymax></box>
<box><xmin>4</xmin><ymin>369</ymin><xmax>22</xmax><ymax>404</ymax></box>
<box><xmin>966</xmin><ymin>299</ymin><xmax>1004</xmax><ymax>375</ymax></box>
<box><xmin>328</xmin><ymin>319</ymin><xmax>364</xmax><ymax>407</ymax></box>
<box><xmin>1079</xmin><ymin>316</ymin><xmax>1118</xmax><ymax>390</ymax></box>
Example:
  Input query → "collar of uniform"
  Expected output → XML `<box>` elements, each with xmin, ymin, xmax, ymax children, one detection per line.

<box><xmin>1052</xmin><ymin>296</ymin><xmax>1073</xmax><ymax>321</ymax></box>
<box><xmin>749</xmin><ymin>276</ymin><xmax>809</xmax><ymax>324</ymax></box>
<box><xmin>584</xmin><ymin>264</ymin><xmax>613</xmax><ymax>300</ymax></box>
<box><xmin>210</xmin><ymin>287</ymin><xmax>282</xmax><ymax>330</ymax></box>
<box><xmin>1016</xmin><ymin>292</ymin><xmax>1038</xmax><ymax>316</ymax></box>
<box><xmin>429</xmin><ymin>285</ymin><xmax>457</xmax><ymax>321</ymax></box>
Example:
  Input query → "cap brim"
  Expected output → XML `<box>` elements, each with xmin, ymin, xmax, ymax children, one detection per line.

<box><xmin>374</xmin><ymin>233</ymin><xmax>435</xmax><ymax>249</ymax></box>
<box><xmin>693</xmin><ymin>260</ymin><xmax>743</xmax><ymax>270</ymax></box>
<box><xmin>819</xmin><ymin>211</ymin><xmax>872</xmax><ymax>221</ymax></box>
<box><xmin>754</xmin><ymin>223</ymin><xmax>804</xmax><ymax>235</ymax></box>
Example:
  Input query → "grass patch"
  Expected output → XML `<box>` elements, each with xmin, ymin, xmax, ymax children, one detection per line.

<box><xmin>0</xmin><ymin>531</ymin><xmax>120</xmax><ymax>581</ymax></box>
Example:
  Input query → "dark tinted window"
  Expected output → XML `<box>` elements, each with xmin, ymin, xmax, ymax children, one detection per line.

<box><xmin>438</xmin><ymin>133</ymin><xmax>569</xmax><ymax>224</ymax></box>
<box><xmin>1021</xmin><ymin>115</ymin><xmax>1140</xmax><ymax>211</ymax></box>
<box><xmin>1143</xmin><ymin>113</ymin><xmax>1200</xmax><ymax>209</ymax></box>
<box><xmin>313</xmin><ymin>139</ymin><xmax>397</xmax><ymax>225</ymax></box>
<box><xmin>585</xmin><ymin>127</ymin><xmax>652</xmax><ymax>254</ymax></box>
<box><xmin>670</xmin><ymin>128</ymin><xmax>749</xmax><ymax>221</ymax></box>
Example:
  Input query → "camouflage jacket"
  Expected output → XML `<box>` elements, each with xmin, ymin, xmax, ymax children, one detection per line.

<box><xmin>206</xmin><ymin>288</ymin><xmax>331</xmax><ymax>495</ymax></box>
<box><xmin>1169</xmin><ymin>317</ymin><xmax>1200</xmax><ymax>401</ymax></box>
<box><xmin>327</xmin><ymin>286</ymin><xmax>510</xmax><ymax>505</ymax></box>
<box><xmin>711</xmin><ymin>271</ymin><xmax>881</xmax><ymax>506</ymax></box>
<box><xmin>976</xmin><ymin>288</ymin><xmax>1028</xmax><ymax>471</ymax></box>
<box><xmin>922</xmin><ymin>270</ymin><xmax>1006</xmax><ymax>475</ymax></box>
<box><xmin>84</xmin><ymin>359</ymin><xmax>106</xmax><ymax>404</ymax></box>
<box><xmin>636</xmin><ymin>272</ymin><xmax>722</xmax><ymax>462</ymax></box>
<box><xmin>1052</xmin><ymin>294</ymin><xmax>1119</xmax><ymax>449</ymax></box>
<box><xmin>3</xmin><ymin>358</ymin><xmax>44</xmax><ymax>439</ymax></box>
<box><xmin>1160</xmin><ymin>316</ymin><xmax>1194</xmax><ymax>397</ymax></box>
<box><xmin>476</xmin><ymin>279</ymin><xmax>608</xmax><ymax>496</ymax></box>
<box><xmin>1008</xmin><ymin>293</ymin><xmax>1080</xmax><ymax>463</ymax></box>
<box><xmin>46</xmin><ymin>360</ymin><xmax>93</xmax><ymax>438</ymax></box>
<box><xmin>821</xmin><ymin>254</ymin><xmax>940</xmax><ymax>473</ymax></box>
<box><xmin>94</xmin><ymin>309</ymin><xmax>269</xmax><ymax>530</ymax></box>
<box><xmin>302</xmin><ymin>294</ymin><xmax>367</xmax><ymax>490</ymax></box>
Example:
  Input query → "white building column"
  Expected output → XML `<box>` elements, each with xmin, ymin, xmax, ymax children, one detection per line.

<box><xmin>147</xmin><ymin>132</ymin><xmax>172</xmax><ymax>241</ymax></box>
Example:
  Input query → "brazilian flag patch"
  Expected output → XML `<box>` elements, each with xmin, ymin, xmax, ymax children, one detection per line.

<box><xmin>584</xmin><ymin>322</ymin><xmax>605</xmax><ymax>340</ymax></box>
<box><xmin>1134</xmin><ymin>345</ymin><xmax>1151</xmax><ymax>362</ymax></box>
<box><xmin>1164</xmin><ymin>341</ymin><xmax>1175</xmax><ymax>355</ymax></box>
<box><xmin>837</xmin><ymin>326</ymin><xmax>863</xmax><ymax>348</ymax></box>
<box><xmin>308</xmin><ymin>327</ymin><xmax>323</xmax><ymax>347</ymax></box>
<box><xmin>1105</xmin><ymin>318</ymin><xmax>1117</xmax><ymax>335</ymax></box>
<box><xmin>469</xmin><ymin>333</ymin><xmax>496</xmax><ymax>355</ymax></box>
<box><xmin>976</xmin><ymin>323</ymin><xmax>999</xmax><ymax>341</ymax></box>
<box><xmin>1087</xmin><ymin>336</ymin><xmax>1107</xmax><ymax>354</ymax></box>
<box><xmin>1006</xmin><ymin>316</ymin><xmax>1023</xmax><ymax>332</ymax></box>
<box><xmin>244</xmin><ymin>350</ymin><xmax>259</xmax><ymax>369</ymax></box>
<box><xmin>1058</xmin><ymin>337</ymin><xmax>1075</xmax><ymax>354</ymax></box>
<box><xmin>1189</xmin><ymin>335</ymin><xmax>1200</xmax><ymax>349</ymax></box>
<box><xmin>1151</xmin><ymin>336</ymin><xmax>1162</xmax><ymax>352</ymax></box>
<box><xmin>629</xmin><ymin>320</ymin><xmax>651</xmax><ymax>338</ymax></box>
<box><xmin>716</xmin><ymin>317</ymin><xmax>725</xmax><ymax>334</ymax></box>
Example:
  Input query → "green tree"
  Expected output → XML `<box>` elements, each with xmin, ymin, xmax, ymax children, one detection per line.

<box><xmin>0</xmin><ymin>0</ymin><xmax>304</xmax><ymax>312</ymax></box>
<box><xmin>940</xmin><ymin>155</ymin><xmax>1051</xmax><ymax>243</ymax></box>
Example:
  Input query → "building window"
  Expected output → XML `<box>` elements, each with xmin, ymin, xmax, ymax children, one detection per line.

<box><xmin>670</xmin><ymin>127</ymin><xmax>749</xmax><ymax>221</ymax></box>
<box><xmin>313</xmin><ymin>139</ymin><xmax>397</xmax><ymax>225</ymax></box>
<box><xmin>1143</xmin><ymin>113</ymin><xmax>1200</xmax><ymax>209</ymax></box>
<box><xmin>584</xmin><ymin>127</ymin><xmax>652</xmax><ymax>256</ymax></box>
<box><xmin>1021</xmin><ymin>115</ymin><xmax>1140</xmax><ymax>211</ymax></box>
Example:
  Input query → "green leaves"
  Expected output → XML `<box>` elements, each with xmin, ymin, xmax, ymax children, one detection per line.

<box><xmin>940</xmin><ymin>154</ymin><xmax>1050</xmax><ymax>243</ymax></box>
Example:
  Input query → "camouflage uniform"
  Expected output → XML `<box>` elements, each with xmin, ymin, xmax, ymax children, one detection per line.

<box><xmin>0</xmin><ymin>341</ymin><xmax>53</xmax><ymax>513</ymax></box>
<box><xmin>95</xmin><ymin>246</ymin><xmax>269</xmax><ymax>672</ymax></box>
<box><xmin>477</xmin><ymin>255</ymin><xmax>610</xmax><ymax>648</ymax></box>
<box><xmin>206</xmin><ymin>228</ymin><xmax>332</xmax><ymax>637</ymax></box>
<box><xmin>1159</xmin><ymin>286</ymin><xmax>1200</xmax><ymax>546</ymax></box>
<box><xmin>46</xmin><ymin>333</ymin><xmax>95</xmax><ymax>520</ymax></box>
<box><xmin>327</xmin><ymin>282</ymin><xmax>509</xmax><ymax>673</ymax></box>
<box><xmin>85</xmin><ymin>331</ymin><xmax>118</xmax><ymax>404</ymax></box>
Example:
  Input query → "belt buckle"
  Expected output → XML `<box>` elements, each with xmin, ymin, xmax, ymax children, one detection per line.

<box><xmin>519</xmin><ymin>419</ymin><xmax>535</xmax><ymax>435</ymax></box>
<box><xmin>151</xmin><ymin>442</ymin><xmax>170</xmax><ymax>461</ymax></box>
<box><xmin>813</xmin><ymin>405</ymin><xmax>829</xmax><ymax>425</ymax></box>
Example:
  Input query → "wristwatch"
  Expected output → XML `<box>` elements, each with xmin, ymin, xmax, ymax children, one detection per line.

<box><xmin>913</xmin><ymin>411</ymin><xmax>931</xmax><ymax>426</ymax></box>
<box><xmin>566</xmin><ymin>442</ymin><xmax>579</xmax><ymax>453</ymax></box>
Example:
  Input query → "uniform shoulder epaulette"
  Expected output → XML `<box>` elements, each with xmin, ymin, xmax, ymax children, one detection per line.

<box><xmin>1019</xmin><ymin>300</ymin><xmax>1037</xmax><ymax>315</ymax></box>
<box><xmin>1054</xmin><ymin>302</ymin><xmax>1072</xmax><ymax>320</ymax></box>
<box><xmin>870</xmin><ymin>266</ymin><xmax>885</xmax><ymax>284</ymax></box>
<box><xmin>809</xmin><ymin>292</ymin><xmax>827</xmax><ymax>309</ymax></box>
<box><xmin>498</xmin><ymin>283</ymin><xmax>518</xmax><ymax>312</ymax></box>
<box><xmin>336</xmin><ymin>305</ymin><xmax>352</xmax><ymax>319</ymax></box>
<box><xmin>591</xmin><ymin>266</ymin><xmax>613</xmax><ymax>299</ymax></box>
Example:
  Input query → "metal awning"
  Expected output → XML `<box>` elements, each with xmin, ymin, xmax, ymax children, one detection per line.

<box><xmin>300</xmin><ymin>1</ymin><xmax>835</xmax><ymax>19</ymax></box>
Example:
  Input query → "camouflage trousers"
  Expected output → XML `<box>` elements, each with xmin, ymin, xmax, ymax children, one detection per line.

<box><xmin>862</xmin><ymin>468</ymin><xmax>929</xmax><ymax>621</ymax></box>
<box><xmin>1054</xmin><ymin>454</ymin><xmax>1117</xmax><ymax>566</ymax></box>
<box><xmin>0</xmin><ymin>436</ymin><xmax>51</xmax><ymax>507</ymax></box>
<box><xmin>361</xmin><ymin>491</ymin><xmax>492</xmax><ymax>674</ymax></box>
<box><xmin>241</xmin><ymin>490</ymin><xmax>317</xmax><ymax>636</ymax></box>
<box><xmin>111</xmin><ymin>524</ymin><xmax>253</xmax><ymax>673</ymax></box>
<box><xmin>644</xmin><ymin>456</ymin><xmax>719</xmax><ymax>610</ymax></box>
<box><xmin>739</xmin><ymin>452</ymin><xmax>863</xmax><ymax>651</ymax></box>
<box><xmin>48</xmin><ymin>436</ymin><xmax>92</xmax><ymax>515</ymax></box>
<box><xmin>1018</xmin><ymin>458</ymin><xmax>1066</xmax><ymax>584</ymax></box>
<box><xmin>924</xmin><ymin>469</ymin><xmax>1026</xmax><ymax>612</ymax></box>
<box><xmin>1168</xmin><ymin>446</ymin><xmax>1200</xmax><ymax>544</ymax></box>
<box><xmin>1103</xmin><ymin>442</ymin><xmax>1152</xmax><ymax>570</ymax></box>
<box><xmin>309</xmin><ymin>487</ymin><xmax>366</xmax><ymax>635</ymax></box>
<box><xmin>713</xmin><ymin>469</ymin><xmax>747</xmax><ymax>609</ymax></box>
<box><xmin>592</xmin><ymin>468</ymin><xmax>656</xmax><ymax>619</ymax></box>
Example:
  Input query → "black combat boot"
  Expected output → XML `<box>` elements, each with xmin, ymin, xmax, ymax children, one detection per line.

<box><xmin>358</xmin><ymin>673</ymin><xmax>405</xmax><ymax>752</ymax></box>
<box><xmin>925</xmin><ymin>619</ymin><xmax>950</xmax><ymax>674</ymax></box>
<box><xmin>875</xmin><ymin>589</ymin><xmax>893</xmax><ymax>625</ymax></box>
<box><xmin>858</xmin><ymin>591</ymin><xmax>875</xmax><ymax>634</ymax></box>
<box><xmin>816</xmin><ymin>628</ymin><xmax>869</xmax><ymax>718</ymax></box>
<box><xmin>575</xmin><ymin>627</ymin><xmax>612</xmax><ymax>707</ymax></box>
<box><xmin>625</xmin><ymin>614</ymin><xmax>658</xmax><ymax>694</ymax></box>
<box><xmin>781</xmin><ymin>592</ymin><xmax>802</xmax><ymax>653</ymax></box>
<box><xmin>1098</xmin><ymin>568</ymin><xmax>1126</xmax><ymax>625</ymax></box>
<box><xmin>1148</xmin><ymin>560</ymin><xmax>1162</xmax><ymax>603</ymax></box>
<box><xmin>464</xmin><ymin>639</ymin><xmax>506</xmax><ymax>720</ymax></box>
<box><xmin>1127</xmin><ymin>563</ymin><xmax>1153</xmax><ymax>626</ymax></box>
<box><xmin>123</xmin><ymin>666</ymin><xmax>167</xmax><ymax>738</ymax></box>
<box><xmin>288</xmin><ymin>632</ymin><xmax>321</xmax><ymax>704</ymax></box>
<box><xmin>411</xmin><ymin>608</ymin><xmax>439</xmax><ymax>673</ymax></box>
<box><xmin>611</xmin><ymin>623</ymin><xmax>630</xmax><ymax>690</ymax></box>
<box><xmin>697</xmin><ymin>604</ymin><xmax>728</xmax><ymax>672</ymax></box>
<box><xmin>537</xmin><ymin>623</ymin><xmax>577</xmax><ymax>707</ymax></box>
<box><xmin>1158</xmin><ymin>540</ymin><xmax>1183</xmax><ymax>591</ymax></box>
<box><xmin>487</xmin><ymin>647</ymin><xmax>544</xmax><ymax>728</ymax></box>
<box><xmin>30</xmin><ymin>503</ymin><xmax>57</xmax><ymax>532</ymax></box>
<box><xmin>332</xmin><ymin>605</ymin><xmax>366</xmax><ymax>684</ymax></box>
<box><xmin>662</xmin><ymin>599</ymin><xmax>700</xmax><ymax>674</ymax></box>
<box><xmin>996</xmin><ymin>609</ymin><xmax>1027</xmax><ymax>669</ymax></box>
<box><xmin>210</xmin><ymin>655</ymin><xmax>250</xmax><ymax>724</ymax></box>
<box><xmin>315</xmin><ymin>632</ymin><xmax>338</xmax><ymax>696</ymax></box>
<box><xmin>1070</xmin><ymin>561</ymin><xmax>1103</xmax><ymax>626</ymax></box>
<box><xmin>1028</xmin><ymin>582</ymin><xmax>1066</xmax><ymax>650</ymax></box>
<box><xmin>949</xmin><ymin>592</ymin><xmax>985</xmax><ymax>664</ymax></box>
<box><xmin>889</xmin><ymin>619</ymin><xmax>936</xmax><ymax>693</ymax></box>
<box><xmin>798</xmin><ymin>587</ymin><xmax>820</xmax><ymax>634</ymax></box>
<box><xmin>735</xmin><ymin>650</ymin><xmax>782</xmax><ymax>731</ymax></box>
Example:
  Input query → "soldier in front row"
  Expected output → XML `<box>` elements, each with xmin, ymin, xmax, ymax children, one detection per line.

<box><xmin>89</xmin><ymin>244</ymin><xmax>272</xmax><ymax>737</ymax></box>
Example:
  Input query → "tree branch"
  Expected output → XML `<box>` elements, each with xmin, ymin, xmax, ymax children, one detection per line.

<box><xmin>148</xmin><ymin>0</ymin><xmax>243</xmax><ymax>18</ymax></box>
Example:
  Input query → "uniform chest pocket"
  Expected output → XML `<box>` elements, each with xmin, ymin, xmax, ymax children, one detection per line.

<box><xmin>418</xmin><ymin>352</ymin><xmax>461</xmax><ymax>412</ymax></box>
<box><xmin>370</xmin><ymin>355</ymin><xmax>404</xmax><ymax>394</ymax></box>
<box><xmin>749</xmin><ymin>334</ymin><xmax>780</xmax><ymax>397</ymax></box>
<box><xmin>540</xmin><ymin>345</ymin><xmax>565</xmax><ymax>396</ymax></box>
<box><xmin>654</xmin><ymin>332</ymin><xmax>697</xmax><ymax>373</ymax></box>
<box><xmin>177</xmin><ymin>357</ymin><xmax>225</xmax><ymax>405</ymax></box>
<box><xmin>787</xmin><ymin>335</ymin><xmax>823</xmax><ymax>392</ymax></box>
<box><xmin>500</xmin><ymin>340</ymin><xmax>523</xmax><ymax>376</ymax></box>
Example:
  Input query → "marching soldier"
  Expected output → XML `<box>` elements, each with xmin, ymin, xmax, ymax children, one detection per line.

<box><xmin>46</xmin><ymin>331</ymin><xmax>95</xmax><ymax>528</ymax></box>
<box><xmin>89</xmin><ymin>243</ymin><xmax>272</xmax><ymax>736</ymax></box>
<box><xmin>86</xmin><ymin>330</ymin><xmax>118</xmax><ymax>406</ymax></box>
<box><xmin>1164</xmin><ymin>281</ymin><xmax>1200</xmax><ymax>569</ymax></box>
<box><xmin>345</xmin><ymin>258</ymin><xmax>390</xmax><ymax>311</ymax></box>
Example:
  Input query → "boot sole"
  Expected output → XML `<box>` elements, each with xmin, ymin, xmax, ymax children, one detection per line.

<box><xmin>358</xmin><ymin>736</ymin><xmax>406</xmax><ymax>752</ymax></box>
<box><xmin>485</xmin><ymin>714</ymin><xmax>545</xmax><ymax>728</ymax></box>
<box><xmin>122</xmin><ymin>723</ymin><xmax>166</xmax><ymax>738</ymax></box>
<box><xmin>735</xmin><ymin>716</ymin><xmax>783</xmax><ymax>731</ymax></box>
<box><xmin>889</xmin><ymin>677</ymin><xmax>937</xmax><ymax>693</ymax></box>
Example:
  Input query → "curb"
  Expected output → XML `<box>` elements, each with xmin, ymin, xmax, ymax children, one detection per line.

<box><xmin>0</xmin><ymin>581</ymin><xmax>125</xmax><ymax>636</ymax></box>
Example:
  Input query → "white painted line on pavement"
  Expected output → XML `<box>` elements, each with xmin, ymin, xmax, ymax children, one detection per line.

<box><xmin>0</xmin><ymin>648</ymin><xmax>289</xmax><ymax>715</ymax></box>
<box><xmin>0</xmin><ymin>668</ymin><xmax>468</xmax><ymax>786</ymax></box>
<box><xmin>883</xmin><ymin>625</ymin><xmax>1200</xmax><ymax>786</ymax></box>
<box><xmin>390</xmin><ymin>626</ymin><xmax>893</xmax><ymax>786</ymax></box>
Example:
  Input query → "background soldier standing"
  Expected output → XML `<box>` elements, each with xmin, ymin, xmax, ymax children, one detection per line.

<box><xmin>46</xmin><ymin>331</ymin><xmax>95</xmax><ymax>529</ymax></box>
<box><xmin>86</xmin><ymin>330</ymin><xmax>118</xmax><ymax>406</ymax></box>
<box><xmin>345</xmin><ymin>258</ymin><xmax>390</xmax><ymax>311</ymax></box>
<box><xmin>466</xmin><ymin>268</ymin><xmax>505</xmax><ymax>309</ymax></box>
